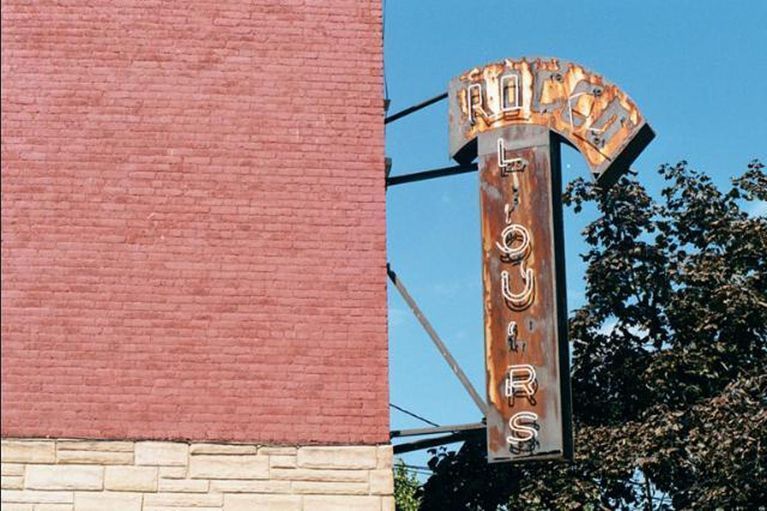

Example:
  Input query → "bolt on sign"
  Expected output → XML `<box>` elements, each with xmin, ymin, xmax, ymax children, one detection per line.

<box><xmin>448</xmin><ymin>57</ymin><xmax>654</xmax><ymax>463</ymax></box>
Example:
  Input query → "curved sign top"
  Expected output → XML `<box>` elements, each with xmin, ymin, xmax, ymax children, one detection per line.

<box><xmin>448</xmin><ymin>57</ymin><xmax>654</xmax><ymax>186</ymax></box>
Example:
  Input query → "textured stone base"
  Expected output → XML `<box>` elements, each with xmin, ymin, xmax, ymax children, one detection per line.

<box><xmin>0</xmin><ymin>439</ymin><xmax>393</xmax><ymax>510</ymax></box>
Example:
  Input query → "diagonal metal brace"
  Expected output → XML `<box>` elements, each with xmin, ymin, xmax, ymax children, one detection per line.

<box><xmin>387</xmin><ymin>264</ymin><xmax>488</xmax><ymax>416</ymax></box>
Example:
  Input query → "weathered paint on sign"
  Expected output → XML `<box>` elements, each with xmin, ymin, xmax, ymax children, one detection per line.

<box><xmin>478</xmin><ymin>125</ymin><xmax>571</xmax><ymax>462</ymax></box>
<box><xmin>449</xmin><ymin>57</ymin><xmax>654</xmax><ymax>187</ymax></box>
<box><xmin>448</xmin><ymin>57</ymin><xmax>653</xmax><ymax>462</ymax></box>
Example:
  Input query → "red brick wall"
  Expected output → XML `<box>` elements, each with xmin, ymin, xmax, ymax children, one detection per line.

<box><xmin>1</xmin><ymin>0</ymin><xmax>387</xmax><ymax>444</ymax></box>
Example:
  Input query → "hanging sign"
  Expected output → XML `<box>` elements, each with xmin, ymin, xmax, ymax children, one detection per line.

<box><xmin>448</xmin><ymin>57</ymin><xmax>653</xmax><ymax>462</ymax></box>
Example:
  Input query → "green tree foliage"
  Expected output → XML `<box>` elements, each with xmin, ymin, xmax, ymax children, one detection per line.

<box><xmin>418</xmin><ymin>161</ymin><xmax>767</xmax><ymax>510</ymax></box>
<box><xmin>394</xmin><ymin>460</ymin><xmax>423</xmax><ymax>511</ymax></box>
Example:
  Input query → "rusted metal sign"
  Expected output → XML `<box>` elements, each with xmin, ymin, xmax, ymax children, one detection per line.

<box><xmin>449</xmin><ymin>57</ymin><xmax>654</xmax><ymax>186</ymax></box>
<box><xmin>448</xmin><ymin>57</ymin><xmax>653</xmax><ymax>462</ymax></box>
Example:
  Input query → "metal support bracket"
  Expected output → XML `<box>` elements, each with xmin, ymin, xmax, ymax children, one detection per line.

<box><xmin>384</xmin><ymin>92</ymin><xmax>448</xmax><ymax>125</ymax></box>
<box><xmin>391</xmin><ymin>422</ymin><xmax>485</xmax><ymax>439</ymax></box>
<box><xmin>386</xmin><ymin>163</ymin><xmax>478</xmax><ymax>187</ymax></box>
<box><xmin>393</xmin><ymin>429</ymin><xmax>484</xmax><ymax>455</ymax></box>
<box><xmin>387</xmin><ymin>264</ymin><xmax>488</xmax><ymax>416</ymax></box>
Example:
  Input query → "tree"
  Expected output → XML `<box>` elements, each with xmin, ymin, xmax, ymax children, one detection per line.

<box><xmin>418</xmin><ymin>161</ymin><xmax>767</xmax><ymax>510</ymax></box>
<box><xmin>394</xmin><ymin>460</ymin><xmax>423</xmax><ymax>511</ymax></box>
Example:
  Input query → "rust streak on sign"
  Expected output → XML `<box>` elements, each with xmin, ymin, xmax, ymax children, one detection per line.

<box><xmin>479</xmin><ymin>125</ymin><xmax>571</xmax><ymax>462</ymax></box>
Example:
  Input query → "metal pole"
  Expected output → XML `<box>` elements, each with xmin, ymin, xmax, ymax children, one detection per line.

<box><xmin>387</xmin><ymin>264</ymin><xmax>488</xmax><ymax>416</ymax></box>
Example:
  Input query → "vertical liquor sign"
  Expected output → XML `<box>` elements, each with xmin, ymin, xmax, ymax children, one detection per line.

<box><xmin>448</xmin><ymin>58</ymin><xmax>654</xmax><ymax>462</ymax></box>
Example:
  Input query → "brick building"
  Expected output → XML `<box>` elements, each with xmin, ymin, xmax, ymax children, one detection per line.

<box><xmin>1</xmin><ymin>1</ymin><xmax>391</xmax><ymax>509</ymax></box>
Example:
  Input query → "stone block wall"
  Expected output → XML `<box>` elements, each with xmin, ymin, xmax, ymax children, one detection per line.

<box><xmin>1</xmin><ymin>439</ymin><xmax>393</xmax><ymax>510</ymax></box>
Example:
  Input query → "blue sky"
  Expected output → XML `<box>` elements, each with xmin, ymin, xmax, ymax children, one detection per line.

<box><xmin>383</xmin><ymin>0</ymin><xmax>767</xmax><ymax>468</ymax></box>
